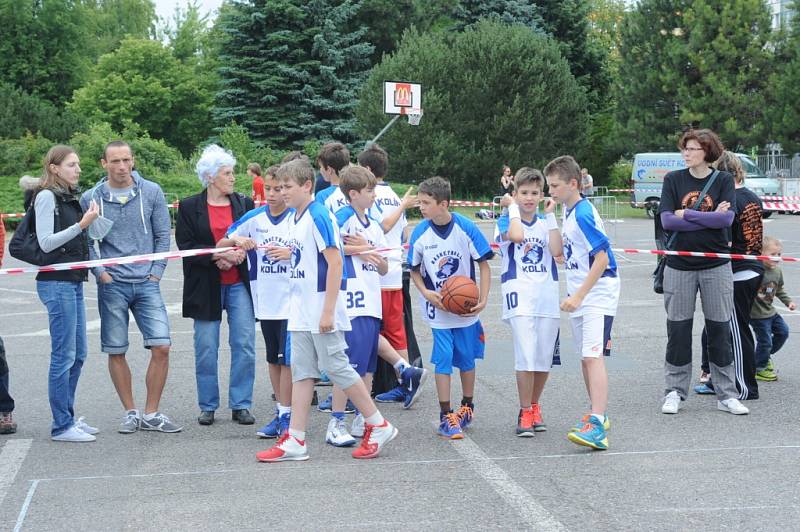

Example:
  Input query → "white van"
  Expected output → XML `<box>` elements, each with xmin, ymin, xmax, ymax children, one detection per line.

<box><xmin>630</xmin><ymin>153</ymin><xmax>778</xmax><ymax>218</ymax></box>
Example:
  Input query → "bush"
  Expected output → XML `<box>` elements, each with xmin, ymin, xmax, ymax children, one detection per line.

<box><xmin>607</xmin><ymin>158</ymin><xmax>633</xmax><ymax>191</ymax></box>
<box><xmin>355</xmin><ymin>20</ymin><xmax>589</xmax><ymax>196</ymax></box>
<box><xmin>0</xmin><ymin>132</ymin><xmax>54</xmax><ymax>176</ymax></box>
<box><xmin>0</xmin><ymin>83</ymin><xmax>85</xmax><ymax>142</ymax></box>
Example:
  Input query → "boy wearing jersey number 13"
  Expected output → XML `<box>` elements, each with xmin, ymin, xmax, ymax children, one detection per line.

<box><xmin>545</xmin><ymin>155</ymin><xmax>620</xmax><ymax>451</ymax></box>
<box><xmin>495</xmin><ymin>168</ymin><xmax>563</xmax><ymax>437</ymax></box>
<box><xmin>409</xmin><ymin>176</ymin><xmax>493</xmax><ymax>440</ymax></box>
<box><xmin>256</xmin><ymin>159</ymin><xmax>397</xmax><ymax>462</ymax></box>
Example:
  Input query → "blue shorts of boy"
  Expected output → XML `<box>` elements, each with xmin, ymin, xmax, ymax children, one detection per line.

<box><xmin>290</xmin><ymin>330</ymin><xmax>361</xmax><ymax>389</ymax></box>
<box><xmin>344</xmin><ymin>316</ymin><xmax>381</xmax><ymax>377</ymax></box>
<box><xmin>431</xmin><ymin>321</ymin><xmax>486</xmax><ymax>375</ymax></box>
<box><xmin>260</xmin><ymin>320</ymin><xmax>291</xmax><ymax>366</ymax></box>
<box><xmin>97</xmin><ymin>280</ymin><xmax>171</xmax><ymax>354</ymax></box>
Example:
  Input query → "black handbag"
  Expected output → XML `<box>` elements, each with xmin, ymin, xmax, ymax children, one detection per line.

<box><xmin>9</xmin><ymin>199</ymin><xmax>63</xmax><ymax>266</ymax></box>
<box><xmin>653</xmin><ymin>170</ymin><xmax>720</xmax><ymax>294</ymax></box>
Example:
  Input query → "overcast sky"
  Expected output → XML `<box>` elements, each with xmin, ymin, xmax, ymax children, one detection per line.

<box><xmin>154</xmin><ymin>0</ymin><xmax>223</xmax><ymax>24</ymax></box>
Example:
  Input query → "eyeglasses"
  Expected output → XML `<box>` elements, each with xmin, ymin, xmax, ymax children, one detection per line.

<box><xmin>681</xmin><ymin>147</ymin><xmax>704</xmax><ymax>152</ymax></box>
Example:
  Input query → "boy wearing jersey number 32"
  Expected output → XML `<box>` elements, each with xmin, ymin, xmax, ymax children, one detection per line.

<box><xmin>545</xmin><ymin>155</ymin><xmax>619</xmax><ymax>451</ymax></box>
<box><xmin>495</xmin><ymin>168</ymin><xmax>563</xmax><ymax>437</ymax></box>
<box><xmin>256</xmin><ymin>159</ymin><xmax>397</xmax><ymax>462</ymax></box>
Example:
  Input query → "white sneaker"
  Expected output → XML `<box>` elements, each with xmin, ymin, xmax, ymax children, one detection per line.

<box><xmin>351</xmin><ymin>413</ymin><xmax>365</xmax><ymax>438</ymax></box>
<box><xmin>75</xmin><ymin>416</ymin><xmax>100</xmax><ymax>435</ymax></box>
<box><xmin>52</xmin><ymin>425</ymin><xmax>96</xmax><ymax>442</ymax></box>
<box><xmin>718</xmin><ymin>398</ymin><xmax>749</xmax><ymax>415</ymax></box>
<box><xmin>325</xmin><ymin>417</ymin><xmax>356</xmax><ymax>447</ymax></box>
<box><xmin>352</xmin><ymin>420</ymin><xmax>398</xmax><ymax>459</ymax></box>
<box><xmin>661</xmin><ymin>391</ymin><xmax>681</xmax><ymax>414</ymax></box>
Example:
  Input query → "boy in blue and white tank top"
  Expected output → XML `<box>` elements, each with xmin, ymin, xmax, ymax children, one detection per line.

<box><xmin>494</xmin><ymin>168</ymin><xmax>563</xmax><ymax>437</ymax></box>
<box><xmin>544</xmin><ymin>155</ymin><xmax>620</xmax><ymax>451</ymax></box>
<box><xmin>409</xmin><ymin>177</ymin><xmax>493</xmax><ymax>440</ymax></box>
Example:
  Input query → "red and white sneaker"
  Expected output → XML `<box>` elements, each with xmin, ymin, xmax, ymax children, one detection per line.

<box><xmin>256</xmin><ymin>432</ymin><xmax>309</xmax><ymax>462</ymax></box>
<box><xmin>352</xmin><ymin>420</ymin><xmax>398</xmax><ymax>459</ymax></box>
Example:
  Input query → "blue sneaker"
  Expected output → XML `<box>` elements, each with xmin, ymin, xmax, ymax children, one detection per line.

<box><xmin>437</xmin><ymin>412</ymin><xmax>464</xmax><ymax>439</ymax></box>
<box><xmin>317</xmin><ymin>371</ymin><xmax>332</xmax><ymax>386</ymax></box>
<box><xmin>694</xmin><ymin>383</ymin><xmax>715</xmax><ymax>395</ymax></box>
<box><xmin>277</xmin><ymin>413</ymin><xmax>290</xmax><ymax>436</ymax></box>
<box><xmin>567</xmin><ymin>415</ymin><xmax>608</xmax><ymax>450</ymax></box>
<box><xmin>375</xmin><ymin>385</ymin><xmax>406</xmax><ymax>403</ymax></box>
<box><xmin>570</xmin><ymin>413</ymin><xmax>611</xmax><ymax>432</ymax></box>
<box><xmin>317</xmin><ymin>394</ymin><xmax>355</xmax><ymax>413</ymax></box>
<box><xmin>402</xmin><ymin>367</ymin><xmax>429</xmax><ymax>409</ymax></box>
<box><xmin>456</xmin><ymin>404</ymin><xmax>473</xmax><ymax>429</ymax></box>
<box><xmin>256</xmin><ymin>412</ymin><xmax>280</xmax><ymax>438</ymax></box>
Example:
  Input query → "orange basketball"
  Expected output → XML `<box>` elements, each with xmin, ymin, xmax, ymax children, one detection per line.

<box><xmin>440</xmin><ymin>275</ymin><xmax>479</xmax><ymax>315</ymax></box>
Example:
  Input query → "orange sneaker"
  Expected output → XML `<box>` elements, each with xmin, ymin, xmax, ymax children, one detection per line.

<box><xmin>516</xmin><ymin>408</ymin><xmax>535</xmax><ymax>437</ymax></box>
<box><xmin>531</xmin><ymin>403</ymin><xmax>547</xmax><ymax>432</ymax></box>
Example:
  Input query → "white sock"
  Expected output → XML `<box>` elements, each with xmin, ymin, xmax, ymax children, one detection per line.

<box><xmin>143</xmin><ymin>412</ymin><xmax>158</xmax><ymax>421</ymax></box>
<box><xmin>288</xmin><ymin>428</ymin><xmax>305</xmax><ymax>441</ymax></box>
<box><xmin>278</xmin><ymin>405</ymin><xmax>291</xmax><ymax>416</ymax></box>
<box><xmin>127</xmin><ymin>409</ymin><xmax>140</xmax><ymax>417</ymax></box>
<box><xmin>365</xmin><ymin>411</ymin><xmax>385</xmax><ymax>426</ymax></box>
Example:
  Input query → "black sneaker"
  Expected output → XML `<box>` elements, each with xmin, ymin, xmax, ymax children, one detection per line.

<box><xmin>232</xmin><ymin>409</ymin><xmax>255</xmax><ymax>425</ymax></box>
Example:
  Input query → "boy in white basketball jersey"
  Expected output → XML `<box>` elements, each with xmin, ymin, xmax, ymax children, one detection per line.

<box><xmin>409</xmin><ymin>176</ymin><xmax>493</xmax><ymax>440</ymax></box>
<box><xmin>495</xmin><ymin>168</ymin><xmax>562</xmax><ymax>437</ymax></box>
<box><xmin>256</xmin><ymin>159</ymin><xmax>397</xmax><ymax>462</ymax></box>
<box><xmin>315</xmin><ymin>142</ymin><xmax>350</xmax><ymax>213</ymax></box>
<box><xmin>223</xmin><ymin>165</ymin><xmax>294</xmax><ymax>439</ymax></box>
<box><xmin>358</xmin><ymin>144</ymin><xmax>423</xmax><ymax>406</ymax></box>
<box><xmin>544</xmin><ymin>155</ymin><xmax>619</xmax><ymax>451</ymax></box>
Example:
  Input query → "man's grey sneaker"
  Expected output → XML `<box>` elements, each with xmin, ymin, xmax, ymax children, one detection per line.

<box><xmin>232</xmin><ymin>408</ymin><xmax>255</xmax><ymax>425</ymax></box>
<box><xmin>118</xmin><ymin>410</ymin><xmax>141</xmax><ymax>434</ymax></box>
<box><xmin>75</xmin><ymin>416</ymin><xmax>100</xmax><ymax>435</ymax></box>
<box><xmin>140</xmin><ymin>412</ymin><xmax>183</xmax><ymax>433</ymax></box>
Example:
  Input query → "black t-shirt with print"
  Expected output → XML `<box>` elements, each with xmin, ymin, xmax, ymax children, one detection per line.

<box><xmin>731</xmin><ymin>186</ymin><xmax>764</xmax><ymax>275</ymax></box>
<box><xmin>658</xmin><ymin>168</ymin><xmax>735</xmax><ymax>271</ymax></box>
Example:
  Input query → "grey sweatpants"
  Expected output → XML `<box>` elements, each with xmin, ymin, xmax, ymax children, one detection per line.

<box><xmin>663</xmin><ymin>263</ymin><xmax>738</xmax><ymax>400</ymax></box>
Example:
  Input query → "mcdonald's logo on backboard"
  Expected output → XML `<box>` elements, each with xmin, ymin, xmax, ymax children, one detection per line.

<box><xmin>384</xmin><ymin>81</ymin><xmax>422</xmax><ymax>115</ymax></box>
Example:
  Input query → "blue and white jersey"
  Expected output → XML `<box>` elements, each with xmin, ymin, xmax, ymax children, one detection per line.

<box><xmin>336</xmin><ymin>206</ymin><xmax>386</xmax><ymax>320</ymax></box>
<box><xmin>286</xmin><ymin>201</ymin><xmax>351</xmax><ymax>333</ymax></box>
<box><xmin>494</xmin><ymin>214</ymin><xmax>560</xmax><ymax>320</ymax></box>
<box><xmin>561</xmin><ymin>199</ymin><xmax>620</xmax><ymax>317</ymax></box>
<box><xmin>408</xmin><ymin>213</ymin><xmax>494</xmax><ymax>329</ymax></box>
<box><xmin>226</xmin><ymin>206</ymin><xmax>293</xmax><ymax>320</ymax></box>
<box><xmin>369</xmin><ymin>182</ymin><xmax>407</xmax><ymax>289</ymax></box>
<box><xmin>315</xmin><ymin>185</ymin><xmax>349</xmax><ymax>213</ymax></box>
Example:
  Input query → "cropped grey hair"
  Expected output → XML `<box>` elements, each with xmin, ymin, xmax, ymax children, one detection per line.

<box><xmin>196</xmin><ymin>144</ymin><xmax>236</xmax><ymax>188</ymax></box>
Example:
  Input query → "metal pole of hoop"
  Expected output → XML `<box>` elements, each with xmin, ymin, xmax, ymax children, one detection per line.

<box><xmin>368</xmin><ymin>109</ymin><xmax>423</xmax><ymax>147</ymax></box>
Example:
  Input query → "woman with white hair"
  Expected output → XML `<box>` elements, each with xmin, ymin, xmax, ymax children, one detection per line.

<box><xmin>175</xmin><ymin>145</ymin><xmax>257</xmax><ymax>426</ymax></box>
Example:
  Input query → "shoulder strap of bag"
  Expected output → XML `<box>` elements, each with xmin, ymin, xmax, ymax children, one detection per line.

<box><xmin>665</xmin><ymin>169</ymin><xmax>720</xmax><ymax>249</ymax></box>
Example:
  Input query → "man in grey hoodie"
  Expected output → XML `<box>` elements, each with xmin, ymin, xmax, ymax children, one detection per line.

<box><xmin>81</xmin><ymin>141</ymin><xmax>182</xmax><ymax>434</ymax></box>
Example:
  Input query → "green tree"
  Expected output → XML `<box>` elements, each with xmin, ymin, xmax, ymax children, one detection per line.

<box><xmin>356</xmin><ymin>20</ymin><xmax>589</xmax><ymax>195</ymax></box>
<box><xmin>0</xmin><ymin>83</ymin><xmax>85</xmax><ymax>141</ymax></box>
<box><xmin>83</xmin><ymin>0</ymin><xmax>157</xmax><ymax>57</ymax></box>
<box><xmin>766</xmin><ymin>0</ymin><xmax>800</xmax><ymax>152</ymax></box>
<box><xmin>69</xmin><ymin>38</ymin><xmax>214</xmax><ymax>155</ymax></box>
<box><xmin>452</xmin><ymin>0</ymin><xmax>543</xmax><ymax>30</ymax></box>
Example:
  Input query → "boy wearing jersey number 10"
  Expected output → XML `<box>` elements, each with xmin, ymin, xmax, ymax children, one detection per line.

<box><xmin>256</xmin><ymin>159</ymin><xmax>397</xmax><ymax>462</ymax></box>
<box><xmin>495</xmin><ymin>168</ymin><xmax>563</xmax><ymax>437</ymax></box>
<box><xmin>544</xmin><ymin>155</ymin><xmax>620</xmax><ymax>451</ymax></box>
<box><xmin>409</xmin><ymin>176</ymin><xmax>493</xmax><ymax>440</ymax></box>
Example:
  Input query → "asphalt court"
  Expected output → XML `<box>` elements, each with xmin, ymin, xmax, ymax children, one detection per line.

<box><xmin>1</xmin><ymin>214</ymin><xmax>800</xmax><ymax>531</ymax></box>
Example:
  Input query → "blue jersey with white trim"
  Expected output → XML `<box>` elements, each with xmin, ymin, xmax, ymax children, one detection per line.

<box><xmin>368</xmin><ymin>182</ymin><xmax>406</xmax><ymax>289</ymax></box>
<box><xmin>226</xmin><ymin>206</ymin><xmax>293</xmax><ymax>320</ymax></box>
<box><xmin>336</xmin><ymin>206</ymin><xmax>386</xmax><ymax>319</ymax></box>
<box><xmin>408</xmin><ymin>213</ymin><xmax>493</xmax><ymax>329</ymax></box>
<box><xmin>286</xmin><ymin>201</ymin><xmax>351</xmax><ymax>332</ymax></box>
<box><xmin>315</xmin><ymin>185</ymin><xmax>348</xmax><ymax>213</ymax></box>
<box><xmin>494</xmin><ymin>214</ymin><xmax>560</xmax><ymax>319</ymax></box>
<box><xmin>561</xmin><ymin>199</ymin><xmax>620</xmax><ymax>316</ymax></box>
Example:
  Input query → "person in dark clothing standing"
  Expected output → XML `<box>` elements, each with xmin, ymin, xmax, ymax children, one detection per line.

<box><xmin>0</xmin><ymin>222</ymin><xmax>16</xmax><ymax>434</ymax></box>
<box><xmin>696</xmin><ymin>152</ymin><xmax>764</xmax><ymax>400</ymax></box>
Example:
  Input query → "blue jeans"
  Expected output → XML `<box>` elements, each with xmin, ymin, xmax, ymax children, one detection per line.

<box><xmin>751</xmin><ymin>314</ymin><xmax>789</xmax><ymax>370</ymax></box>
<box><xmin>37</xmin><ymin>281</ymin><xmax>87</xmax><ymax>436</ymax></box>
<box><xmin>193</xmin><ymin>282</ymin><xmax>256</xmax><ymax>411</ymax></box>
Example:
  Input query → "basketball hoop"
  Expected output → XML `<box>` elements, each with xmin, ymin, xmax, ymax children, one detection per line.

<box><xmin>407</xmin><ymin>110</ymin><xmax>423</xmax><ymax>126</ymax></box>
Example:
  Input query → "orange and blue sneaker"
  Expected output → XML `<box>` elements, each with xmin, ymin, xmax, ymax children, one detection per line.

<box><xmin>567</xmin><ymin>415</ymin><xmax>608</xmax><ymax>450</ymax></box>
<box><xmin>438</xmin><ymin>411</ymin><xmax>464</xmax><ymax>439</ymax></box>
<box><xmin>570</xmin><ymin>412</ymin><xmax>610</xmax><ymax>432</ymax></box>
<box><xmin>516</xmin><ymin>408</ymin><xmax>535</xmax><ymax>438</ymax></box>
<box><xmin>531</xmin><ymin>403</ymin><xmax>547</xmax><ymax>432</ymax></box>
<box><xmin>456</xmin><ymin>403</ymin><xmax>474</xmax><ymax>429</ymax></box>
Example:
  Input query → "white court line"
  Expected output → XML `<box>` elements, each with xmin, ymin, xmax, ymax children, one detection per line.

<box><xmin>0</xmin><ymin>439</ymin><xmax>33</xmax><ymax>507</ymax></box>
<box><xmin>13</xmin><ymin>479</ymin><xmax>38</xmax><ymax>532</ymax></box>
<box><xmin>444</xmin><ymin>431</ymin><xmax>568</xmax><ymax>531</ymax></box>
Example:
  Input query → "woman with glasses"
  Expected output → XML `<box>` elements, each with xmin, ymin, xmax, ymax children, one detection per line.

<box><xmin>657</xmin><ymin>129</ymin><xmax>749</xmax><ymax>416</ymax></box>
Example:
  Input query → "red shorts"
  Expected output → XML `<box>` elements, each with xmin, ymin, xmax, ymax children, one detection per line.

<box><xmin>380</xmin><ymin>289</ymin><xmax>407</xmax><ymax>350</ymax></box>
